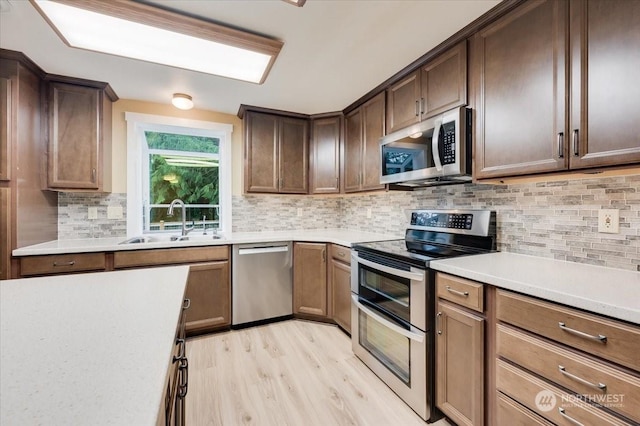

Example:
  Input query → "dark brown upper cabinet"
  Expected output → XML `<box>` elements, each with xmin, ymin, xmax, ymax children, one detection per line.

<box><xmin>0</xmin><ymin>77</ymin><xmax>10</xmax><ymax>182</ymax></box>
<box><xmin>243</xmin><ymin>110</ymin><xmax>309</xmax><ymax>194</ymax></box>
<box><xmin>386</xmin><ymin>41</ymin><xmax>467</xmax><ymax>134</ymax></box>
<box><xmin>568</xmin><ymin>0</ymin><xmax>640</xmax><ymax>169</ymax></box>
<box><xmin>47</xmin><ymin>79</ymin><xmax>116</xmax><ymax>191</ymax></box>
<box><xmin>343</xmin><ymin>92</ymin><xmax>386</xmax><ymax>193</ymax></box>
<box><xmin>472</xmin><ymin>0</ymin><xmax>640</xmax><ymax>180</ymax></box>
<box><xmin>310</xmin><ymin>114</ymin><xmax>341</xmax><ymax>194</ymax></box>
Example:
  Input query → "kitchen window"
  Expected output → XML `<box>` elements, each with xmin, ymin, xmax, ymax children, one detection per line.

<box><xmin>125</xmin><ymin>112</ymin><xmax>233</xmax><ymax>237</ymax></box>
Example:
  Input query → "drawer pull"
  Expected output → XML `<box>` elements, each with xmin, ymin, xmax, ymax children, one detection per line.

<box><xmin>53</xmin><ymin>261</ymin><xmax>75</xmax><ymax>267</ymax></box>
<box><xmin>446</xmin><ymin>286</ymin><xmax>469</xmax><ymax>297</ymax></box>
<box><xmin>173</xmin><ymin>338</ymin><xmax>185</xmax><ymax>362</ymax></box>
<box><xmin>558</xmin><ymin>365</ymin><xmax>606</xmax><ymax>391</ymax></box>
<box><xmin>558</xmin><ymin>322</ymin><xmax>607</xmax><ymax>343</ymax></box>
<box><xmin>338</xmin><ymin>252</ymin><xmax>346</xmax><ymax>257</ymax></box>
<box><xmin>182</xmin><ymin>298</ymin><xmax>191</xmax><ymax>310</ymax></box>
<box><xmin>558</xmin><ymin>407</ymin><xmax>585</xmax><ymax>426</ymax></box>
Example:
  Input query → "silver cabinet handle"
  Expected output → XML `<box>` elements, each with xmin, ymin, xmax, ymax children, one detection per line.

<box><xmin>557</xmin><ymin>132</ymin><xmax>564</xmax><ymax>158</ymax></box>
<box><xmin>173</xmin><ymin>338</ymin><xmax>186</xmax><ymax>362</ymax></box>
<box><xmin>420</xmin><ymin>98</ymin><xmax>425</xmax><ymax>116</ymax></box>
<box><xmin>572</xmin><ymin>129</ymin><xmax>580</xmax><ymax>157</ymax></box>
<box><xmin>436</xmin><ymin>312</ymin><xmax>443</xmax><ymax>335</ymax></box>
<box><xmin>91</xmin><ymin>168</ymin><xmax>96</xmax><ymax>183</ymax></box>
<box><xmin>182</xmin><ymin>298</ymin><xmax>191</xmax><ymax>310</ymax></box>
<box><xmin>558</xmin><ymin>322</ymin><xmax>607</xmax><ymax>343</ymax></box>
<box><xmin>53</xmin><ymin>261</ymin><xmax>75</xmax><ymax>267</ymax></box>
<box><xmin>558</xmin><ymin>365</ymin><xmax>606</xmax><ymax>391</ymax></box>
<box><xmin>322</xmin><ymin>248</ymin><xmax>326</xmax><ymax>262</ymax></box>
<box><xmin>177</xmin><ymin>357</ymin><xmax>189</xmax><ymax>398</ymax></box>
<box><xmin>415</xmin><ymin>100</ymin><xmax>420</xmax><ymax>117</ymax></box>
<box><xmin>445</xmin><ymin>286</ymin><xmax>469</xmax><ymax>297</ymax></box>
<box><xmin>558</xmin><ymin>408</ymin><xmax>584</xmax><ymax>426</ymax></box>
<box><xmin>338</xmin><ymin>251</ymin><xmax>346</xmax><ymax>257</ymax></box>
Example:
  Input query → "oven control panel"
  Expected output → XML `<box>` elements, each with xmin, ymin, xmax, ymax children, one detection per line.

<box><xmin>407</xmin><ymin>209</ymin><xmax>495</xmax><ymax>237</ymax></box>
<box><xmin>411</xmin><ymin>212</ymin><xmax>473</xmax><ymax>230</ymax></box>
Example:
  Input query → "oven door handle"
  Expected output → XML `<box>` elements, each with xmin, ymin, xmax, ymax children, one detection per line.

<box><xmin>352</xmin><ymin>252</ymin><xmax>424</xmax><ymax>282</ymax></box>
<box><xmin>352</xmin><ymin>295</ymin><xmax>425</xmax><ymax>342</ymax></box>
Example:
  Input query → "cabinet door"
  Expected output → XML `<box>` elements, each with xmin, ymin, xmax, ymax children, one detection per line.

<box><xmin>386</xmin><ymin>70</ymin><xmax>421</xmax><ymax>134</ymax></box>
<box><xmin>343</xmin><ymin>108</ymin><xmax>363</xmax><ymax>192</ymax></box>
<box><xmin>330</xmin><ymin>258</ymin><xmax>351</xmax><ymax>333</ymax></box>
<box><xmin>278</xmin><ymin>116</ymin><xmax>308</xmax><ymax>194</ymax></box>
<box><xmin>361</xmin><ymin>92</ymin><xmax>386</xmax><ymax>191</ymax></box>
<box><xmin>244</xmin><ymin>111</ymin><xmax>279</xmax><ymax>193</ymax></box>
<box><xmin>436</xmin><ymin>299</ymin><xmax>484</xmax><ymax>426</ymax></box>
<box><xmin>185</xmin><ymin>261</ymin><xmax>230</xmax><ymax>335</ymax></box>
<box><xmin>48</xmin><ymin>82</ymin><xmax>101</xmax><ymax>189</ymax></box>
<box><xmin>569</xmin><ymin>0</ymin><xmax>640</xmax><ymax>169</ymax></box>
<box><xmin>421</xmin><ymin>40</ymin><xmax>467</xmax><ymax>119</ymax></box>
<box><xmin>0</xmin><ymin>77</ymin><xmax>10</xmax><ymax>181</ymax></box>
<box><xmin>472</xmin><ymin>0</ymin><xmax>568</xmax><ymax>179</ymax></box>
<box><xmin>310</xmin><ymin>115</ymin><xmax>341</xmax><ymax>194</ymax></box>
<box><xmin>293</xmin><ymin>242</ymin><xmax>327</xmax><ymax>317</ymax></box>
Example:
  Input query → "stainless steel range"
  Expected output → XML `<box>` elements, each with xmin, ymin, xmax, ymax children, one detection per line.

<box><xmin>351</xmin><ymin>209</ymin><xmax>496</xmax><ymax>422</ymax></box>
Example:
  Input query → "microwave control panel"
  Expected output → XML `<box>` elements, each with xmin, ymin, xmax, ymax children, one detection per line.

<box><xmin>440</xmin><ymin>122</ymin><xmax>456</xmax><ymax>165</ymax></box>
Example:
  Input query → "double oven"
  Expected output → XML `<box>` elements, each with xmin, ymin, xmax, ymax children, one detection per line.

<box><xmin>351</xmin><ymin>209</ymin><xmax>496</xmax><ymax>422</ymax></box>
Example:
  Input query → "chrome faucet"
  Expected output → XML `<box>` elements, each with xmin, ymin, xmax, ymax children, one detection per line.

<box><xmin>167</xmin><ymin>199</ymin><xmax>194</xmax><ymax>236</ymax></box>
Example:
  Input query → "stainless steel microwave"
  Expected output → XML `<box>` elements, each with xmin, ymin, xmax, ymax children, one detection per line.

<box><xmin>380</xmin><ymin>106</ymin><xmax>471</xmax><ymax>187</ymax></box>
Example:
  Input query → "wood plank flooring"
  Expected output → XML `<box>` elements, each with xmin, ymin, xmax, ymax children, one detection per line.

<box><xmin>185</xmin><ymin>319</ymin><xmax>451</xmax><ymax>426</ymax></box>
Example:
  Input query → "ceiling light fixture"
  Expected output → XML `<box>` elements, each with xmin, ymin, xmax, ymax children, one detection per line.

<box><xmin>30</xmin><ymin>0</ymin><xmax>284</xmax><ymax>84</ymax></box>
<box><xmin>172</xmin><ymin>93</ymin><xmax>194</xmax><ymax>110</ymax></box>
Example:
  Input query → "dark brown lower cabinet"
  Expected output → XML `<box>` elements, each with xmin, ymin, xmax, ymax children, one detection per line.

<box><xmin>293</xmin><ymin>242</ymin><xmax>328</xmax><ymax>318</ymax></box>
<box><xmin>436</xmin><ymin>299</ymin><xmax>485</xmax><ymax>426</ymax></box>
<box><xmin>184</xmin><ymin>261</ymin><xmax>231</xmax><ymax>335</ymax></box>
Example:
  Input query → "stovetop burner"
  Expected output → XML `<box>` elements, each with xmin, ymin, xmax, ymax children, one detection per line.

<box><xmin>354</xmin><ymin>209</ymin><xmax>496</xmax><ymax>267</ymax></box>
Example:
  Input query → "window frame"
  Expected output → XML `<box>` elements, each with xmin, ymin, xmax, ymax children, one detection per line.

<box><xmin>125</xmin><ymin>112</ymin><xmax>233</xmax><ymax>237</ymax></box>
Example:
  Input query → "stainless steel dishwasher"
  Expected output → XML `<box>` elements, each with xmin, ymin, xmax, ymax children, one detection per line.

<box><xmin>232</xmin><ymin>242</ymin><xmax>293</xmax><ymax>327</ymax></box>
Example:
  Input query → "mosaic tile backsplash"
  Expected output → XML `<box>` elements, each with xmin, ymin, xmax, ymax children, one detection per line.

<box><xmin>59</xmin><ymin>175</ymin><xmax>640</xmax><ymax>271</ymax></box>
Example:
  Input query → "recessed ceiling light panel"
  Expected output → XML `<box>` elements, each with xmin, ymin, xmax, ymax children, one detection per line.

<box><xmin>30</xmin><ymin>0</ymin><xmax>284</xmax><ymax>84</ymax></box>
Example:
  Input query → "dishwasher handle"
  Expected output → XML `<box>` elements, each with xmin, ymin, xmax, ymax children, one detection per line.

<box><xmin>237</xmin><ymin>245</ymin><xmax>289</xmax><ymax>255</ymax></box>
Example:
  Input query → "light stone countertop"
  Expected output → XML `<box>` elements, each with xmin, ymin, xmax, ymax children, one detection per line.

<box><xmin>12</xmin><ymin>228</ymin><xmax>402</xmax><ymax>256</ymax></box>
<box><xmin>0</xmin><ymin>266</ymin><xmax>190</xmax><ymax>425</ymax></box>
<box><xmin>430</xmin><ymin>252</ymin><xmax>640</xmax><ymax>325</ymax></box>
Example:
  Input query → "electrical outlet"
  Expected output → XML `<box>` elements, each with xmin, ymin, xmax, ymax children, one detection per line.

<box><xmin>366</xmin><ymin>208</ymin><xmax>372</xmax><ymax>219</ymax></box>
<box><xmin>107</xmin><ymin>206</ymin><xmax>123</xmax><ymax>220</ymax></box>
<box><xmin>87</xmin><ymin>207</ymin><xmax>98</xmax><ymax>220</ymax></box>
<box><xmin>297</xmin><ymin>208</ymin><xmax>303</xmax><ymax>217</ymax></box>
<box><xmin>598</xmin><ymin>209</ymin><xmax>619</xmax><ymax>233</ymax></box>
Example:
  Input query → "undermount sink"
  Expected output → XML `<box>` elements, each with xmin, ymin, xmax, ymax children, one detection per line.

<box><xmin>119</xmin><ymin>234</ymin><xmax>223</xmax><ymax>245</ymax></box>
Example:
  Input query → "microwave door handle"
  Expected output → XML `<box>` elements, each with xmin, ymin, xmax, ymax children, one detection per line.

<box><xmin>431</xmin><ymin>117</ymin><xmax>443</xmax><ymax>171</ymax></box>
<box><xmin>352</xmin><ymin>295</ymin><xmax>425</xmax><ymax>342</ymax></box>
<box><xmin>351</xmin><ymin>252</ymin><xmax>424</xmax><ymax>282</ymax></box>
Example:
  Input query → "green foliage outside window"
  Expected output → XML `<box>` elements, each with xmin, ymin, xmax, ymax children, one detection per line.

<box><xmin>145</xmin><ymin>131</ymin><xmax>220</xmax><ymax>226</ymax></box>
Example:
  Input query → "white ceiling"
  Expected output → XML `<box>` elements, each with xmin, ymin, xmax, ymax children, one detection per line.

<box><xmin>0</xmin><ymin>0</ymin><xmax>500</xmax><ymax>116</ymax></box>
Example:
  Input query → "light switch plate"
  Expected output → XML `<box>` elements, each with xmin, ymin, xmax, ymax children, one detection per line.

<box><xmin>598</xmin><ymin>209</ymin><xmax>619</xmax><ymax>233</ymax></box>
<box><xmin>107</xmin><ymin>206</ymin><xmax>123</xmax><ymax>220</ymax></box>
<box><xmin>88</xmin><ymin>207</ymin><xmax>98</xmax><ymax>220</ymax></box>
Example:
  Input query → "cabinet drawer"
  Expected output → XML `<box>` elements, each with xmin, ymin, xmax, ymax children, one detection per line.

<box><xmin>20</xmin><ymin>253</ymin><xmax>106</xmax><ymax>276</ymax></box>
<box><xmin>497</xmin><ymin>392</ymin><xmax>554</xmax><ymax>426</ymax></box>
<box><xmin>496</xmin><ymin>359</ymin><xmax>631</xmax><ymax>426</ymax></box>
<box><xmin>496</xmin><ymin>290</ymin><xmax>640</xmax><ymax>370</ymax></box>
<box><xmin>497</xmin><ymin>324</ymin><xmax>640</xmax><ymax>423</ymax></box>
<box><xmin>114</xmin><ymin>246</ymin><xmax>229</xmax><ymax>269</ymax></box>
<box><xmin>330</xmin><ymin>244</ymin><xmax>350</xmax><ymax>265</ymax></box>
<box><xmin>436</xmin><ymin>273</ymin><xmax>484</xmax><ymax>312</ymax></box>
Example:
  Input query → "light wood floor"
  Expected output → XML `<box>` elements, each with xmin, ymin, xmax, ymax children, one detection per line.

<box><xmin>185</xmin><ymin>320</ymin><xmax>452</xmax><ymax>426</ymax></box>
